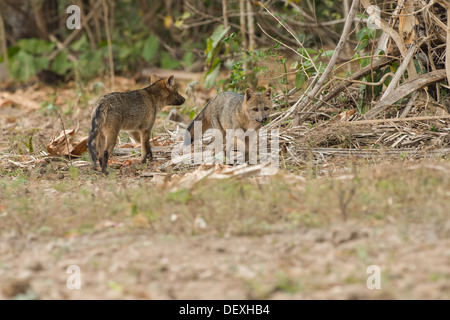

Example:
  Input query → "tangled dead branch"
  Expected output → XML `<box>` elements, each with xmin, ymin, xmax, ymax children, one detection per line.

<box><xmin>288</xmin><ymin>0</ymin><xmax>450</xmax><ymax>129</ymax></box>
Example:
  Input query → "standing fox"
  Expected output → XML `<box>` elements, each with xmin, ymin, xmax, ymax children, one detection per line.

<box><xmin>184</xmin><ymin>88</ymin><xmax>272</xmax><ymax>160</ymax></box>
<box><xmin>88</xmin><ymin>75</ymin><xmax>185</xmax><ymax>174</ymax></box>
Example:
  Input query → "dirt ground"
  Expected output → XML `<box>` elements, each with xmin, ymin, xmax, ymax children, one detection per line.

<box><xmin>1</xmin><ymin>77</ymin><xmax>450</xmax><ymax>300</ymax></box>
<box><xmin>2</xmin><ymin>220</ymin><xmax>450</xmax><ymax>300</ymax></box>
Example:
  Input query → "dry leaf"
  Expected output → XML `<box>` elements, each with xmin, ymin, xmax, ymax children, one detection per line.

<box><xmin>338</xmin><ymin>109</ymin><xmax>356</xmax><ymax>121</ymax></box>
<box><xmin>71</xmin><ymin>136</ymin><xmax>88</xmax><ymax>155</ymax></box>
<box><xmin>46</xmin><ymin>129</ymin><xmax>88</xmax><ymax>157</ymax></box>
<box><xmin>122</xmin><ymin>159</ymin><xmax>142</xmax><ymax>165</ymax></box>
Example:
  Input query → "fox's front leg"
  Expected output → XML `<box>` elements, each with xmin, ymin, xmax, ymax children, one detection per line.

<box><xmin>140</xmin><ymin>130</ymin><xmax>153</xmax><ymax>163</ymax></box>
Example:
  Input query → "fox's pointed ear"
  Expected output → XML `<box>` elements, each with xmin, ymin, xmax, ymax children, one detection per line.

<box><xmin>264</xmin><ymin>87</ymin><xmax>272</xmax><ymax>100</ymax></box>
<box><xmin>165</xmin><ymin>75</ymin><xmax>175</xmax><ymax>87</ymax></box>
<box><xmin>244</xmin><ymin>88</ymin><xmax>254</xmax><ymax>101</ymax></box>
<box><xmin>150</xmin><ymin>74</ymin><xmax>159</xmax><ymax>84</ymax></box>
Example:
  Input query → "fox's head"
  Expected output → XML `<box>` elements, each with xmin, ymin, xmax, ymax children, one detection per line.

<box><xmin>243</xmin><ymin>88</ymin><xmax>272</xmax><ymax>125</ymax></box>
<box><xmin>151</xmin><ymin>75</ymin><xmax>185</xmax><ymax>106</ymax></box>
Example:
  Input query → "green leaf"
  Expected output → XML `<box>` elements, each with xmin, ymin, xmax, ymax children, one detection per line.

<box><xmin>175</xmin><ymin>20</ymin><xmax>183</xmax><ymax>28</ymax></box>
<box><xmin>22</xmin><ymin>136</ymin><xmax>33</xmax><ymax>153</ymax></box>
<box><xmin>97</xmin><ymin>40</ymin><xmax>108</xmax><ymax>48</ymax></box>
<box><xmin>116</xmin><ymin>44</ymin><xmax>132</xmax><ymax>60</ymax></box>
<box><xmin>295</xmin><ymin>73</ymin><xmax>306</xmax><ymax>89</ymax></box>
<box><xmin>34</xmin><ymin>56</ymin><xmax>50</xmax><ymax>70</ymax></box>
<box><xmin>51</xmin><ymin>50</ymin><xmax>73</xmax><ymax>74</ymax></box>
<box><xmin>70</xmin><ymin>34</ymin><xmax>88</xmax><ymax>51</ymax></box>
<box><xmin>204</xmin><ymin>62</ymin><xmax>221</xmax><ymax>89</ymax></box>
<box><xmin>182</xmin><ymin>12</ymin><xmax>191</xmax><ymax>20</ymax></box>
<box><xmin>209</xmin><ymin>25</ymin><xmax>230</xmax><ymax>52</ymax></box>
<box><xmin>356</xmin><ymin>27</ymin><xmax>369</xmax><ymax>41</ymax></box>
<box><xmin>317</xmin><ymin>62</ymin><xmax>326</xmax><ymax>73</ymax></box>
<box><xmin>17</xmin><ymin>38</ymin><xmax>55</xmax><ymax>55</ymax></box>
<box><xmin>302</xmin><ymin>60</ymin><xmax>315</xmax><ymax>72</ymax></box>
<box><xmin>76</xmin><ymin>50</ymin><xmax>103</xmax><ymax>79</ymax></box>
<box><xmin>356</xmin><ymin>28</ymin><xmax>376</xmax><ymax>42</ymax></box>
<box><xmin>297</xmin><ymin>48</ymin><xmax>318</xmax><ymax>57</ymax></box>
<box><xmin>321</xmin><ymin>50</ymin><xmax>334</xmax><ymax>58</ymax></box>
<box><xmin>290</xmin><ymin>61</ymin><xmax>299</xmax><ymax>70</ymax></box>
<box><xmin>10</xmin><ymin>51</ymin><xmax>35</xmax><ymax>81</ymax></box>
<box><xmin>189</xmin><ymin>109</ymin><xmax>196</xmax><ymax>119</ymax></box>
<box><xmin>360</xmin><ymin>56</ymin><xmax>371</xmax><ymax>68</ymax></box>
<box><xmin>17</xmin><ymin>142</ymin><xmax>23</xmax><ymax>155</ymax></box>
<box><xmin>183</xmin><ymin>51</ymin><xmax>194</xmax><ymax>67</ymax></box>
<box><xmin>142</xmin><ymin>35</ymin><xmax>159</xmax><ymax>61</ymax></box>
<box><xmin>355</xmin><ymin>39</ymin><xmax>369</xmax><ymax>52</ymax></box>
<box><xmin>209</xmin><ymin>57</ymin><xmax>221</xmax><ymax>71</ymax></box>
<box><xmin>7</xmin><ymin>46</ymin><xmax>20</xmax><ymax>58</ymax></box>
<box><xmin>160</xmin><ymin>51</ymin><xmax>180</xmax><ymax>69</ymax></box>
<box><xmin>205</xmin><ymin>25</ymin><xmax>230</xmax><ymax>63</ymax></box>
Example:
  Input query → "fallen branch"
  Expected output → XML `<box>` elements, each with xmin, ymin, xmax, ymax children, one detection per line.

<box><xmin>343</xmin><ymin>114</ymin><xmax>450</xmax><ymax>125</ymax></box>
<box><xmin>304</xmin><ymin>53</ymin><xmax>399</xmax><ymax>114</ymax></box>
<box><xmin>399</xmin><ymin>91</ymin><xmax>419</xmax><ymax>118</ymax></box>
<box><xmin>293</xmin><ymin>147</ymin><xmax>450</xmax><ymax>157</ymax></box>
<box><xmin>333</xmin><ymin>72</ymin><xmax>394</xmax><ymax>86</ymax></box>
<box><xmin>380</xmin><ymin>45</ymin><xmax>416</xmax><ymax>99</ymax></box>
<box><xmin>364</xmin><ymin>69</ymin><xmax>447</xmax><ymax>119</ymax></box>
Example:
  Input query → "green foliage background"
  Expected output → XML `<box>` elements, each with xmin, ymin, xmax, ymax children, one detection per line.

<box><xmin>0</xmin><ymin>0</ymin><xmax>350</xmax><ymax>84</ymax></box>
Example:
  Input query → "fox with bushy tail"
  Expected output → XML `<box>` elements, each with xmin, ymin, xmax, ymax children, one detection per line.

<box><xmin>88</xmin><ymin>75</ymin><xmax>185</xmax><ymax>174</ymax></box>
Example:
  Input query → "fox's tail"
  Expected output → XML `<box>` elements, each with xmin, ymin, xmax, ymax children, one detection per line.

<box><xmin>184</xmin><ymin>102</ymin><xmax>212</xmax><ymax>145</ymax></box>
<box><xmin>87</xmin><ymin>102</ymin><xmax>107</xmax><ymax>169</ymax></box>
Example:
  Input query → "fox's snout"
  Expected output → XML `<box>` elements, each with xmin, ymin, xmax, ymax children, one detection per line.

<box><xmin>175</xmin><ymin>94</ymin><xmax>186</xmax><ymax>105</ymax></box>
<box><xmin>168</xmin><ymin>92</ymin><xmax>185</xmax><ymax>106</ymax></box>
<box><xmin>255</xmin><ymin>116</ymin><xmax>268</xmax><ymax>123</ymax></box>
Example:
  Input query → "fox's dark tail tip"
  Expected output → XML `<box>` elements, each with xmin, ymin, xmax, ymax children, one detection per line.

<box><xmin>88</xmin><ymin>131</ymin><xmax>98</xmax><ymax>168</ymax></box>
<box><xmin>184</xmin><ymin>105</ymin><xmax>207</xmax><ymax>146</ymax></box>
<box><xmin>88</xmin><ymin>107</ymin><xmax>102</xmax><ymax>168</ymax></box>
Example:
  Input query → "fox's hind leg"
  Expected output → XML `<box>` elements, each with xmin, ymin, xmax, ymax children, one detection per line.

<box><xmin>100</xmin><ymin>127</ymin><xmax>120</xmax><ymax>174</ymax></box>
<box><xmin>95</xmin><ymin>132</ymin><xmax>106</xmax><ymax>169</ymax></box>
<box><xmin>140</xmin><ymin>130</ymin><xmax>153</xmax><ymax>163</ymax></box>
<box><xmin>100</xmin><ymin>150</ymin><xmax>109</xmax><ymax>174</ymax></box>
